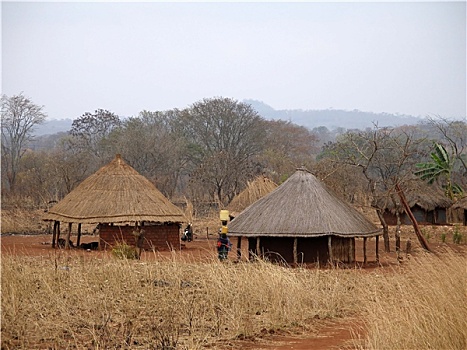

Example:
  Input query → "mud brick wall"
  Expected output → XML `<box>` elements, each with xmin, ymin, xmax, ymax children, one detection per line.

<box><xmin>99</xmin><ymin>223</ymin><xmax>180</xmax><ymax>251</ymax></box>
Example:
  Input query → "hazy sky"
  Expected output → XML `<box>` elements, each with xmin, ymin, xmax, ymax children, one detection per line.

<box><xmin>2</xmin><ymin>1</ymin><xmax>466</xmax><ymax>120</ymax></box>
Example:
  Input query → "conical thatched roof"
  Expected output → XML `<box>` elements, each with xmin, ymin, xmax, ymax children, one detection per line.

<box><xmin>44</xmin><ymin>154</ymin><xmax>186</xmax><ymax>224</ymax></box>
<box><xmin>227</xmin><ymin>176</ymin><xmax>278</xmax><ymax>216</ymax></box>
<box><xmin>375</xmin><ymin>179</ymin><xmax>454</xmax><ymax>213</ymax></box>
<box><xmin>228</xmin><ymin>168</ymin><xmax>381</xmax><ymax>237</ymax></box>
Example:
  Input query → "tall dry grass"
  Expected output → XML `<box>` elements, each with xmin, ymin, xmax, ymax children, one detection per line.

<box><xmin>1</xmin><ymin>252</ymin><xmax>366</xmax><ymax>349</ymax></box>
<box><xmin>1</xmin><ymin>248</ymin><xmax>466</xmax><ymax>349</ymax></box>
<box><xmin>358</xmin><ymin>249</ymin><xmax>467</xmax><ymax>350</ymax></box>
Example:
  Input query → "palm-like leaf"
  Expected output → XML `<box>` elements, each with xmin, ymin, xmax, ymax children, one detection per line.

<box><xmin>415</xmin><ymin>143</ymin><xmax>457</xmax><ymax>199</ymax></box>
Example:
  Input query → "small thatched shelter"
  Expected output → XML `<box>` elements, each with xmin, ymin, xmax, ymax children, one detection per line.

<box><xmin>43</xmin><ymin>154</ymin><xmax>186</xmax><ymax>251</ymax></box>
<box><xmin>452</xmin><ymin>197</ymin><xmax>467</xmax><ymax>226</ymax></box>
<box><xmin>228</xmin><ymin>168</ymin><xmax>381</xmax><ymax>264</ymax></box>
<box><xmin>376</xmin><ymin>180</ymin><xmax>454</xmax><ymax>225</ymax></box>
<box><xmin>227</xmin><ymin>176</ymin><xmax>278</xmax><ymax>219</ymax></box>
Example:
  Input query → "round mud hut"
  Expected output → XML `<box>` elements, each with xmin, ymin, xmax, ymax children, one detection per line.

<box><xmin>228</xmin><ymin>168</ymin><xmax>382</xmax><ymax>265</ymax></box>
<box><xmin>43</xmin><ymin>154</ymin><xmax>186</xmax><ymax>251</ymax></box>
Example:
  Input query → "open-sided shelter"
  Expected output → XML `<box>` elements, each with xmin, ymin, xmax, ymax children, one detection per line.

<box><xmin>43</xmin><ymin>154</ymin><xmax>186</xmax><ymax>251</ymax></box>
<box><xmin>228</xmin><ymin>168</ymin><xmax>381</xmax><ymax>264</ymax></box>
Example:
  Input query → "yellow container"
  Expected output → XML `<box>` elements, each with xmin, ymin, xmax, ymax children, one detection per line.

<box><xmin>220</xmin><ymin>210</ymin><xmax>229</xmax><ymax>221</ymax></box>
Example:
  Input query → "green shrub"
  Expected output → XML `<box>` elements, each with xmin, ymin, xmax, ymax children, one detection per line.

<box><xmin>111</xmin><ymin>242</ymin><xmax>138</xmax><ymax>259</ymax></box>
<box><xmin>440</xmin><ymin>233</ymin><xmax>447</xmax><ymax>243</ymax></box>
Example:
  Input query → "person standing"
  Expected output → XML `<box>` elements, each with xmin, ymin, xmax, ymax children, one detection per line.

<box><xmin>217</xmin><ymin>233</ymin><xmax>232</xmax><ymax>261</ymax></box>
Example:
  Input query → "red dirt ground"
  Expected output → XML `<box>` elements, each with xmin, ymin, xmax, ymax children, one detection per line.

<box><xmin>2</xmin><ymin>225</ymin><xmax>466</xmax><ymax>349</ymax></box>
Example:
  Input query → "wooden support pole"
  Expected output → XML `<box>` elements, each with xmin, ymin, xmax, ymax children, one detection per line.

<box><xmin>376</xmin><ymin>235</ymin><xmax>379</xmax><ymax>263</ymax></box>
<box><xmin>256</xmin><ymin>237</ymin><xmax>261</xmax><ymax>259</ymax></box>
<box><xmin>236</xmin><ymin>236</ymin><xmax>242</xmax><ymax>260</ymax></box>
<box><xmin>350</xmin><ymin>237</ymin><xmax>355</xmax><ymax>263</ymax></box>
<box><xmin>363</xmin><ymin>237</ymin><xmax>367</xmax><ymax>264</ymax></box>
<box><xmin>328</xmin><ymin>236</ymin><xmax>333</xmax><ymax>263</ymax></box>
<box><xmin>52</xmin><ymin>221</ymin><xmax>58</xmax><ymax>248</ymax></box>
<box><xmin>56</xmin><ymin>221</ymin><xmax>61</xmax><ymax>246</ymax></box>
<box><xmin>77</xmin><ymin>223</ymin><xmax>82</xmax><ymax>247</ymax></box>
<box><xmin>66</xmin><ymin>223</ymin><xmax>72</xmax><ymax>249</ymax></box>
<box><xmin>293</xmin><ymin>238</ymin><xmax>298</xmax><ymax>265</ymax></box>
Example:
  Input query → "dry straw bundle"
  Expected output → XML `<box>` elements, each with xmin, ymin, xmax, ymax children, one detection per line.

<box><xmin>227</xmin><ymin>175</ymin><xmax>278</xmax><ymax>216</ymax></box>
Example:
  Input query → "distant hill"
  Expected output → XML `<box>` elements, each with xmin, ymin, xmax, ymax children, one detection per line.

<box><xmin>244</xmin><ymin>99</ymin><xmax>422</xmax><ymax>130</ymax></box>
<box><xmin>33</xmin><ymin>102</ymin><xmax>423</xmax><ymax>137</ymax></box>
<box><xmin>33</xmin><ymin>119</ymin><xmax>73</xmax><ymax>136</ymax></box>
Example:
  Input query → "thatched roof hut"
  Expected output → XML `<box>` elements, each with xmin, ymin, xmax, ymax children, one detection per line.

<box><xmin>453</xmin><ymin>197</ymin><xmax>467</xmax><ymax>226</ymax></box>
<box><xmin>227</xmin><ymin>176</ymin><xmax>277</xmax><ymax>218</ymax></box>
<box><xmin>452</xmin><ymin>196</ymin><xmax>467</xmax><ymax>210</ymax></box>
<box><xmin>228</xmin><ymin>168</ymin><xmax>381</xmax><ymax>264</ymax></box>
<box><xmin>44</xmin><ymin>154</ymin><xmax>186</xmax><ymax>251</ymax></box>
<box><xmin>375</xmin><ymin>180</ymin><xmax>454</xmax><ymax>225</ymax></box>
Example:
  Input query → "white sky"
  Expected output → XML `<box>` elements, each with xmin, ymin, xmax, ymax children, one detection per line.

<box><xmin>2</xmin><ymin>1</ymin><xmax>466</xmax><ymax>120</ymax></box>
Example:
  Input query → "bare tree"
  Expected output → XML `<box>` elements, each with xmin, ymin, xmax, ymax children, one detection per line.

<box><xmin>321</xmin><ymin>124</ymin><xmax>430</xmax><ymax>252</ymax></box>
<box><xmin>68</xmin><ymin>109</ymin><xmax>121</xmax><ymax>163</ymax></box>
<box><xmin>115</xmin><ymin>110</ymin><xmax>188</xmax><ymax>197</ymax></box>
<box><xmin>1</xmin><ymin>93</ymin><xmax>47</xmax><ymax>193</ymax></box>
<box><xmin>260</xmin><ymin>120</ymin><xmax>319</xmax><ymax>183</ymax></box>
<box><xmin>179</xmin><ymin>97</ymin><xmax>266</xmax><ymax>205</ymax></box>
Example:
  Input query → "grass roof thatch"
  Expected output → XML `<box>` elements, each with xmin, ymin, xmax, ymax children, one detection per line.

<box><xmin>228</xmin><ymin>168</ymin><xmax>381</xmax><ymax>238</ymax></box>
<box><xmin>452</xmin><ymin>196</ymin><xmax>467</xmax><ymax>210</ymax></box>
<box><xmin>227</xmin><ymin>176</ymin><xmax>278</xmax><ymax>216</ymax></box>
<box><xmin>43</xmin><ymin>154</ymin><xmax>186</xmax><ymax>224</ymax></box>
<box><xmin>375</xmin><ymin>179</ymin><xmax>454</xmax><ymax>213</ymax></box>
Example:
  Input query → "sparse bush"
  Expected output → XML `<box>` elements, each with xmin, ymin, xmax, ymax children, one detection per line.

<box><xmin>441</xmin><ymin>233</ymin><xmax>447</xmax><ymax>243</ymax></box>
<box><xmin>111</xmin><ymin>242</ymin><xmax>138</xmax><ymax>259</ymax></box>
<box><xmin>453</xmin><ymin>225</ymin><xmax>463</xmax><ymax>244</ymax></box>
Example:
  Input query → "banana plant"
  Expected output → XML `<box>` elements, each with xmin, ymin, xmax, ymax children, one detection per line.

<box><xmin>415</xmin><ymin>143</ymin><xmax>462</xmax><ymax>199</ymax></box>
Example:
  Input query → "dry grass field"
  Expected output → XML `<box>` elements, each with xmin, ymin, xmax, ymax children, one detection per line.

<box><xmin>1</xmin><ymin>210</ymin><xmax>467</xmax><ymax>349</ymax></box>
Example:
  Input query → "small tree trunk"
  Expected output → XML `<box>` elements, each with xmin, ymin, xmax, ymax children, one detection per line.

<box><xmin>395</xmin><ymin>184</ymin><xmax>431</xmax><ymax>252</ymax></box>
<box><xmin>375</xmin><ymin>209</ymin><xmax>390</xmax><ymax>252</ymax></box>
<box><xmin>395</xmin><ymin>212</ymin><xmax>401</xmax><ymax>255</ymax></box>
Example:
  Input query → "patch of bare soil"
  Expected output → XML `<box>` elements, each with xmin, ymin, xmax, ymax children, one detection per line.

<box><xmin>234</xmin><ymin>318</ymin><xmax>364</xmax><ymax>350</ymax></box>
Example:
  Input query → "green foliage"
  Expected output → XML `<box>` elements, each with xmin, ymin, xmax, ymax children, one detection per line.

<box><xmin>440</xmin><ymin>233</ymin><xmax>447</xmax><ymax>243</ymax></box>
<box><xmin>415</xmin><ymin>143</ymin><xmax>450</xmax><ymax>184</ymax></box>
<box><xmin>452</xmin><ymin>226</ymin><xmax>463</xmax><ymax>244</ymax></box>
<box><xmin>415</xmin><ymin>142</ymin><xmax>463</xmax><ymax>200</ymax></box>
<box><xmin>111</xmin><ymin>242</ymin><xmax>138</xmax><ymax>259</ymax></box>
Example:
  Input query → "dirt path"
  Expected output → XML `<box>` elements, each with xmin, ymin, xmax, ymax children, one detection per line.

<box><xmin>238</xmin><ymin>318</ymin><xmax>363</xmax><ymax>350</ymax></box>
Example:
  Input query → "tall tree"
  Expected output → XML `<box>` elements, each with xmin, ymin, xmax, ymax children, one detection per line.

<box><xmin>179</xmin><ymin>97</ymin><xmax>266</xmax><ymax>204</ymax></box>
<box><xmin>115</xmin><ymin>110</ymin><xmax>188</xmax><ymax>197</ymax></box>
<box><xmin>260</xmin><ymin>120</ymin><xmax>319</xmax><ymax>183</ymax></box>
<box><xmin>1</xmin><ymin>93</ymin><xmax>47</xmax><ymax>193</ymax></box>
<box><xmin>68</xmin><ymin>109</ymin><xmax>121</xmax><ymax>162</ymax></box>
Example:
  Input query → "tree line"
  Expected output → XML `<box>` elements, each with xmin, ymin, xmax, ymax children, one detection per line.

<box><xmin>2</xmin><ymin>93</ymin><xmax>466</xmax><ymax>235</ymax></box>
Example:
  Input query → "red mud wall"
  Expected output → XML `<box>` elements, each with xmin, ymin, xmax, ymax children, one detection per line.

<box><xmin>99</xmin><ymin>223</ymin><xmax>180</xmax><ymax>251</ymax></box>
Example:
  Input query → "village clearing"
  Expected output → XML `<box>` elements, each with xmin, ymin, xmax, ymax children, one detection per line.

<box><xmin>1</xmin><ymin>220</ymin><xmax>466</xmax><ymax>350</ymax></box>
